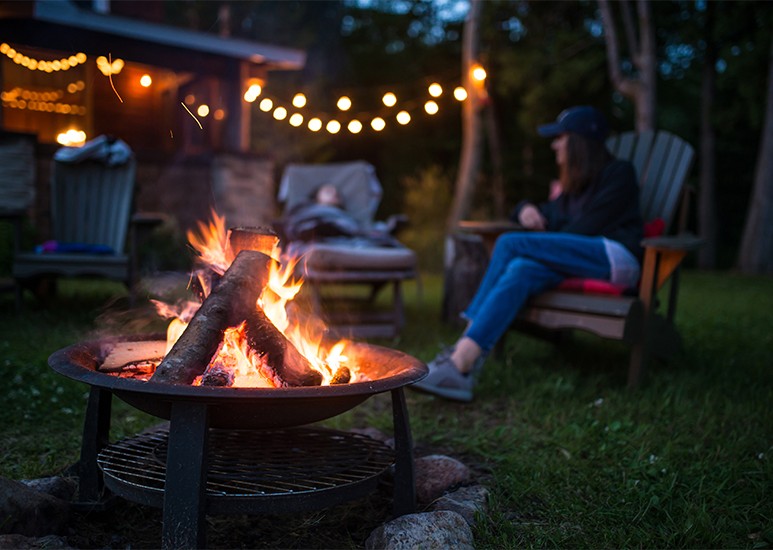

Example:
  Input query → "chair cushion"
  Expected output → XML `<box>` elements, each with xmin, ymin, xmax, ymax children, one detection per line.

<box><xmin>290</xmin><ymin>241</ymin><xmax>417</xmax><ymax>271</ymax></box>
<box><xmin>557</xmin><ymin>278</ymin><xmax>629</xmax><ymax>296</ymax></box>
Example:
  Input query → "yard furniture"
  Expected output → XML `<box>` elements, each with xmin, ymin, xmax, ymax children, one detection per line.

<box><xmin>276</xmin><ymin>161</ymin><xmax>418</xmax><ymax>339</ymax></box>
<box><xmin>461</xmin><ymin>130</ymin><xmax>702</xmax><ymax>387</ymax></box>
<box><xmin>12</xmin><ymin>138</ymin><xmax>158</xmax><ymax>306</ymax></box>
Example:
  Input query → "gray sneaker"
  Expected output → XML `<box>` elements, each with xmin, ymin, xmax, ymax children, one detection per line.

<box><xmin>411</xmin><ymin>355</ymin><xmax>475</xmax><ymax>402</ymax></box>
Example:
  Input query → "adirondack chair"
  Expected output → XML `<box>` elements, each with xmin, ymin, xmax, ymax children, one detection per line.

<box><xmin>12</xmin><ymin>152</ymin><xmax>140</xmax><ymax>304</ymax></box>
<box><xmin>276</xmin><ymin>161</ymin><xmax>418</xmax><ymax>339</ymax></box>
<box><xmin>505</xmin><ymin>130</ymin><xmax>702</xmax><ymax>387</ymax></box>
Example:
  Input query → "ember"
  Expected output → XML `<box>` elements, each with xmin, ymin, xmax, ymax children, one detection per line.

<box><xmin>121</xmin><ymin>211</ymin><xmax>360</xmax><ymax>388</ymax></box>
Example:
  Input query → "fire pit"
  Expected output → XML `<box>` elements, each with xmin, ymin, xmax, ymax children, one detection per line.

<box><xmin>47</xmin><ymin>216</ymin><xmax>428</xmax><ymax>548</ymax></box>
<box><xmin>49</xmin><ymin>334</ymin><xmax>427</xmax><ymax>549</ymax></box>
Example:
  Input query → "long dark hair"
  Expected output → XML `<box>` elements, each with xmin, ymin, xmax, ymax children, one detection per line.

<box><xmin>559</xmin><ymin>133</ymin><xmax>613</xmax><ymax>194</ymax></box>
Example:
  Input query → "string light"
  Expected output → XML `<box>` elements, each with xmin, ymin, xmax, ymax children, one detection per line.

<box><xmin>96</xmin><ymin>55</ymin><xmax>124</xmax><ymax>76</ymax></box>
<box><xmin>140</xmin><ymin>74</ymin><xmax>152</xmax><ymax>87</ymax></box>
<box><xmin>1</xmin><ymin>43</ymin><xmax>87</xmax><ymax>72</ymax></box>
<box><xmin>197</xmin><ymin>104</ymin><xmax>210</xmax><ymax>117</ymax></box>
<box><xmin>382</xmin><ymin>92</ymin><xmax>397</xmax><ymax>107</ymax></box>
<box><xmin>244</xmin><ymin>67</ymin><xmax>485</xmax><ymax>135</ymax></box>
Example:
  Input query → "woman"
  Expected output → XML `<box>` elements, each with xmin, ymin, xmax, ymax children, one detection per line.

<box><xmin>412</xmin><ymin>106</ymin><xmax>644</xmax><ymax>402</ymax></box>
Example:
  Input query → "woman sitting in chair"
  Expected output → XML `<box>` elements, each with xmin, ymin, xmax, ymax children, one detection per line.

<box><xmin>412</xmin><ymin>106</ymin><xmax>644</xmax><ymax>402</ymax></box>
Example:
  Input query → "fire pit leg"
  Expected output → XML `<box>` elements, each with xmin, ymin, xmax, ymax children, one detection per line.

<box><xmin>390</xmin><ymin>387</ymin><xmax>415</xmax><ymax>516</ymax></box>
<box><xmin>162</xmin><ymin>401</ymin><xmax>210</xmax><ymax>550</ymax></box>
<box><xmin>77</xmin><ymin>387</ymin><xmax>112</xmax><ymax>507</ymax></box>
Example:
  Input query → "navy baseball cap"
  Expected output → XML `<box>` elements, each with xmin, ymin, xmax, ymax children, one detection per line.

<box><xmin>537</xmin><ymin>106</ymin><xmax>609</xmax><ymax>142</ymax></box>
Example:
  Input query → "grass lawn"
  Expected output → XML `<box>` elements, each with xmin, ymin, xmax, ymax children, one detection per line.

<box><xmin>0</xmin><ymin>270</ymin><xmax>771</xmax><ymax>548</ymax></box>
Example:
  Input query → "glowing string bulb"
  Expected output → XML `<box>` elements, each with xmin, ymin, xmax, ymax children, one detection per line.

<box><xmin>471</xmin><ymin>64</ymin><xmax>487</xmax><ymax>82</ymax></box>
<box><xmin>140</xmin><ymin>74</ymin><xmax>152</xmax><ymax>87</ymax></box>
<box><xmin>396</xmin><ymin>111</ymin><xmax>411</xmax><ymax>125</ymax></box>
<box><xmin>428</xmin><ymin>83</ymin><xmax>443</xmax><ymax>97</ymax></box>
<box><xmin>371</xmin><ymin>117</ymin><xmax>386</xmax><ymax>131</ymax></box>
<box><xmin>326</xmin><ymin>120</ymin><xmax>341</xmax><ymax>134</ymax></box>
<box><xmin>259</xmin><ymin>98</ymin><xmax>273</xmax><ymax>112</ymax></box>
<box><xmin>308</xmin><ymin>118</ymin><xmax>323</xmax><ymax>132</ymax></box>
<box><xmin>197</xmin><ymin>104</ymin><xmax>209</xmax><ymax>117</ymax></box>
<box><xmin>347</xmin><ymin>120</ymin><xmax>363</xmax><ymax>134</ymax></box>
<box><xmin>289</xmin><ymin>113</ymin><xmax>304</xmax><ymax>127</ymax></box>
<box><xmin>292</xmin><ymin>93</ymin><xmax>306</xmax><ymax>108</ymax></box>
<box><xmin>424</xmin><ymin>100</ymin><xmax>439</xmax><ymax>115</ymax></box>
<box><xmin>244</xmin><ymin>83</ymin><xmax>262</xmax><ymax>102</ymax></box>
<box><xmin>382</xmin><ymin>92</ymin><xmax>397</xmax><ymax>107</ymax></box>
<box><xmin>453</xmin><ymin>86</ymin><xmax>468</xmax><ymax>101</ymax></box>
<box><xmin>337</xmin><ymin>96</ymin><xmax>352</xmax><ymax>111</ymax></box>
<box><xmin>273</xmin><ymin>106</ymin><xmax>287</xmax><ymax>120</ymax></box>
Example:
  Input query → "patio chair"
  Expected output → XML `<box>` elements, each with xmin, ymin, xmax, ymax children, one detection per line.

<box><xmin>276</xmin><ymin>161</ymin><xmax>418</xmax><ymax>339</ymax></box>
<box><xmin>12</xmin><ymin>137</ymin><xmax>143</xmax><ymax>305</ymax></box>
<box><xmin>511</xmin><ymin>130</ymin><xmax>702</xmax><ymax>387</ymax></box>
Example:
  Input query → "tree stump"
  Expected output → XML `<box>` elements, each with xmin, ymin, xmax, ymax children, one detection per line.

<box><xmin>441</xmin><ymin>233</ymin><xmax>489</xmax><ymax>326</ymax></box>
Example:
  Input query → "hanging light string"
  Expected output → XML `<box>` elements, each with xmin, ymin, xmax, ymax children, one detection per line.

<box><xmin>244</xmin><ymin>72</ymin><xmax>481</xmax><ymax>135</ymax></box>
<box><xmin>0</xmin><ymin>42</ymin><xmax>88</xmax><ymax>72</ymax></box>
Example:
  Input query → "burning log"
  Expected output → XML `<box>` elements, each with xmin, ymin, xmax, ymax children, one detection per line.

<box><xmin>330</xmin><ymin>366</ymin><xmax>351</xmax><ymax>385</ymax></box>
<box><xmin>150</xmin><ymin>250</ymin><xmax>274</xmax><ymax>385</ymax></box>
<box><xmin>244</xmin><ymin>309</ymin><xmax>322</xmax><ymax>387</ymax></box>
<box><xmin>200</xmin><ymin>357</ymin><xmax>236</xmax><ymax>387</ymax></box>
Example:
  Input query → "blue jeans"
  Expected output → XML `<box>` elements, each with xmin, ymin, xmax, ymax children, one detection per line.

<box><xmin>462</xmin><ymin>232</ymin><xmax>612</xmax><ymax>352</ymax></box>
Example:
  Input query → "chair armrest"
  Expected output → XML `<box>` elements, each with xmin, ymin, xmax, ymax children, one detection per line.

<box><xmin>639</xmin><ymin>233</ymin><xmax>703</xmax><ymax>300</ymax></box>
<box><xmin>384</xmin><ymin>214</ymin><xmax>409</xmax><ymax>235</ymax></box>
<box><xmin>641</xmin><ymin>233</ymin><xmax>704</xmax><ymax>252</ymax></box>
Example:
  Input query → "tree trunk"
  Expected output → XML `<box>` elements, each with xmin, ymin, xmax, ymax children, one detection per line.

<box><xmin>737</xmin><ymin>40</ymin><xmax>773</xmax><ymax>274</ymax></box>
<box><xmin>698</xmin><ymin>2</ymin><xmax>717</xmax><ymax>268</ymax></box>
<box><xmin>598</xmin><ymin>0</ymin><xmax>657</xmax><ymax>131</ymax></box>
<box><xmin>447</xmin><ymin>0</ymin><xmax>483</xmax><ymax>231</ymax></box>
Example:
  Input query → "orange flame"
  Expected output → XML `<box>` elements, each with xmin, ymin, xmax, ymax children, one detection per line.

<box><xmin>153</xmin><ymin>209</ymin><xmax>357</xmax><ymax>387</ymax></box>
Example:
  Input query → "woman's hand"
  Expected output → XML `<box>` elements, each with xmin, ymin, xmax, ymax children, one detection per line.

<box><xmin>518</xmin><ymin>204</ymin><xmax>547</xmax><ymax>230</ymax></box>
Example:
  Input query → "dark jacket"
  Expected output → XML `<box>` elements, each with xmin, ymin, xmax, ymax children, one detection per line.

<box><xmin>512</xmin><ymin>159</ymin><xmax>644</xmax><ymax>262</ymax></box>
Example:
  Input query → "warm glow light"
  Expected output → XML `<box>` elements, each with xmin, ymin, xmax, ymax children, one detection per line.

<box><xmin>185</xmin><ymin>94</ymin><xmax>195</xmax><ymax>105</ymax></box>
<box><xmin>337</xmin><ymin>96</ymin><xmax>352</xmax><ymax>111</ymax></box>
<box><xmin>371</xmin><ymin>117</ymin><xmax>386</xmax><ymax>131</ymax></box>
<box><xmin>197</xmin><ymin>104</ymin><xmax>210</xmax><ymax>117</ymax></box>
<box><xmin>140</xmin><ymin>74</ymin><xmax>152</xmax><ymax>87</ymax></box>
<box><xmin>453</xmin><ymin>86</ymin><xmax>468</xmax><ymax>101</ymax></box>
<box><xmin>308</xmin><ymin>118</ymin><xmax>323</xmax><ymax>132</ymax></box>
<box><xmin>382</xmin><ymin>92</ymin><xmax>397</xmax><ymax>107</ymax></box>
<box><xmin>424</xmin><ymin>100</ymin><xmax>439</xmax><ymax>115</ymax></box>
<box><xmin>326</xmin><ymin>120</ymin><xmax>341</xmax><ymax>134</ymax></box>
<box><xmin>214</xmin><ymin>109</ymin><xmax>226</xmax><ymax>121</ymax></box>
<box><xmin>96</xmin><ymin>55</ymin><xmax>124</xmax><ymax>76</ymax></box>
<box><xmin>259</xmin><ymin>98</ymin><xmax>273</xmax><ymax>112</ymax></box>
<box><xmin>347</xmin><ymin>120</ymin><xmax>362</xmax><ymax>133</ymax></box>
<box><xmin>396</xmin><ymin>110</ymin><xmax>411</xmax><ymax>125</ymax></box>
<box><xmin>292</xmin><ymin>93</ymin><xmax>306</xmax><ymax>108</ymax></box>
<box><xmin>289</xmin><ymin>113</ymin><xmax>304</xmax><ymax>127</ymax></box>
<box><xmin>273</xmin><ymin>106</ymin><xmax>287</xmax><ymax>120</ymax></box>
<box><xmin>2</xmin><ymin>44</ymin><xmax>88</xmax><ymax>72</ymax></box>
<box><xmin>56</xmin><ymin>129</ymin><xmax>87</xmax><ymax>146</ymax></box>
<box><xmin>244</xmin><ymin>83</ymin><xmax>262</xmax><ymax>102</ymax></box>
<box><xmin>471</xmin><ymin>64</ymin><xmax>487</xmax><ymax>82</ymax></box>
<box><xmin>428</xmin><ymin>83</ymin><xmax>443</xmax><ymax>97</ymax></box>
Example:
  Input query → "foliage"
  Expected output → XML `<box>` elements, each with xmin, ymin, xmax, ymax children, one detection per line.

<box><xmin>1</xmin><ymin>271</ymin><xmax>771</xmax><ymax>548</ymax></box>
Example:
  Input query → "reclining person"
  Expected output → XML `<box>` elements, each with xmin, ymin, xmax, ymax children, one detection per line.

<box><xmin>281</xmin><ymin>184</ymin><xmax>399</xmax><ymax>247</ymax></box>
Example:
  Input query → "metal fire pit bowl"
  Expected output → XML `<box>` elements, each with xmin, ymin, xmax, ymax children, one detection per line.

<box><xmin>49</xmin><ymin>334</ymin><xmax>428</xmax><ymax>429</ymax></box>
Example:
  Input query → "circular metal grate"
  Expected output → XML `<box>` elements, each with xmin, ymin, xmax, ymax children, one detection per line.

<box><xmin>97</xmin><ymin>425</ymin><xmax>395</xmax><ymax>499</ymax></box>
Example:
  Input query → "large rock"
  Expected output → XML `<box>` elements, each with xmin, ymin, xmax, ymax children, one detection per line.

<box><xmin>365</xmin><ymin>510</ymin><xmax>474</xmax><ymax>550</ymax></box>
<box><xmin>0</xmin><ymin>476</ymin><xmax>70</xmax><ymax>536</ymax></box>
<box><xmin>414</xmin><ymin>454</ymin><xmax>471</xmax><ymax>504</ymax></box>
<box><xmin>431</xmin><ymin>484</ymin><xmax>489</xmax><ymax>526</ymax></box>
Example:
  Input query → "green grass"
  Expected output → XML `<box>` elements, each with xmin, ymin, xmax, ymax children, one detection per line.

<box><xmin>1</xmin><ymin>271</ymin><xmax>771</xmax><ymax>548</ymax></box>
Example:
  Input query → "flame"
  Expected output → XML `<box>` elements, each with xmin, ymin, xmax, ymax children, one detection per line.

<box><xmin>152</xmin><ymin>210</ymin><xmax>358</xmax><ymax>387</ymax></box>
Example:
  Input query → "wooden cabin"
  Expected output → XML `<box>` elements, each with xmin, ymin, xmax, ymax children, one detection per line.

<box><xmin>0</xmin><ymin>0</ymin><xmax>306</xmax><ymax>232</ymax></box>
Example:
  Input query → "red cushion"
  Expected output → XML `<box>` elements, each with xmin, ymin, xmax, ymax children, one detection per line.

<box><xmin>557</xmin><ymin>278</ymin><xmax>628</xmax><ymax>296</ymax></box>
<box><xmin>644</xmin><ymin>218</ymin><xmax>665</xmax><ymax>238</ymax></box>
<box><xmin>555</xmin><ymin>219</ymin><xmax>663</xmax><ymax>296</ymax></box>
